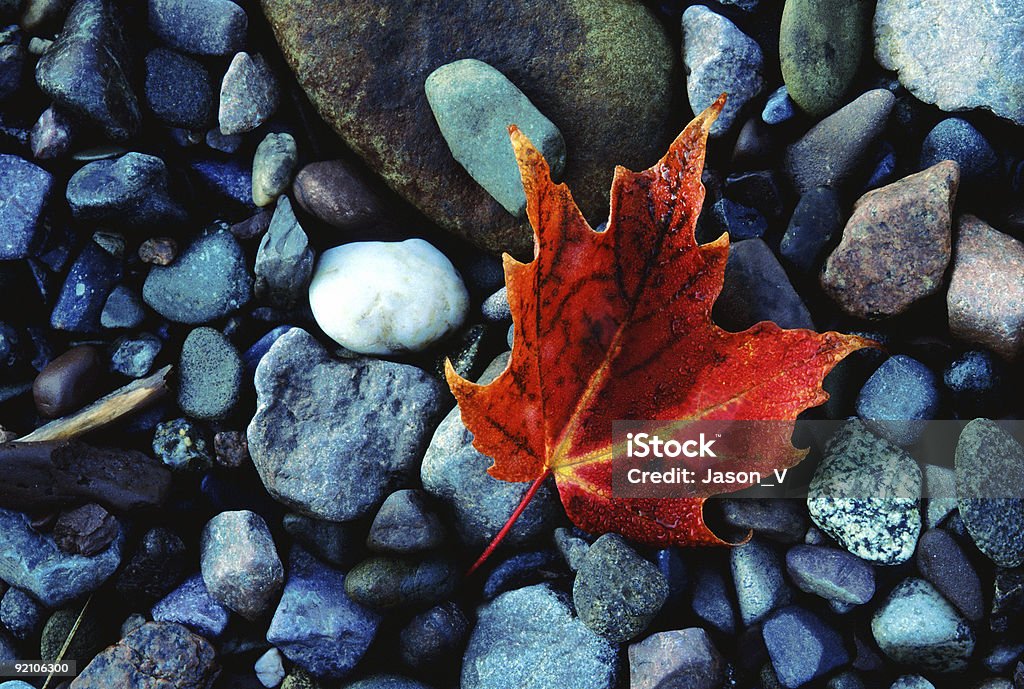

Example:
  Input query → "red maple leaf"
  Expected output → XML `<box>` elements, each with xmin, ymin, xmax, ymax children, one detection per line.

<box><xmin>447</xmin><ymin>97</ymin><xmax>873</xmax><ymax>572</ymax></box>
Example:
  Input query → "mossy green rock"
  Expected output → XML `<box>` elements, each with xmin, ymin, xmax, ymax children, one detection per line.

<box><xmin>40</xmin><ymin>606</ymin><xmax>108</xmax><ymax>666</ymax></box>
<box><xmin>344</xmin><ymin>555</ymin><xmax>457</xmax><ymax>611</ymax></box>
<box><xmin>779</xmin><ymin>0</ymin><xmax>870</xmax><ymax>116</ymax></box>
<box><xmin>260</xmin><ymin>0</ymin><xmax>678</xmax><ymax>256</ymax></box>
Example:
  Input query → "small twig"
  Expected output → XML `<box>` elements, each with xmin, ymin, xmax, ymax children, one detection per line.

<box><xmin>467</xmin><ymin>470</ymin><xmax>552</xmax><ymax>577</ymax></box>
<box><xmin>18</xmin><ymin>366</ymin><xmax>173</xmax><ymax>443</ymax></box>
<box><xmin>42</xmin><ymin>594</ymin><xmax>92</xmax><ymax>689</ymax></box>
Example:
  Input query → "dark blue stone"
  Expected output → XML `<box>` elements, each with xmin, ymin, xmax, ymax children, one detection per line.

<box><xmin>50</xmin><ymin>241</ymin><xmax>123</xmax><ymax>333</ymax></box>
<box><xmin>856</xmin><ymin>355</ymin><xmax>939</xmax><ymax>446</ymax></box>
<box><xmin>762</xmin><ymin>85</ymin><xmax>796</xmax><ymax>125</ymax></box>
<box><xmin>724</xmin><ymin>169</ymin><xmax>785</xmax><ymax>219</ymax></box>
<box><xmin>0</xmin><ymin>154</ymin><xmax>53</xmax><ymax>260</ymax></box>
<box><xmin>0</xmin><ymin>25</ymin><xmax>24</xmax><ymax>101</ymax></box>
<box><xmin>267</xmin><ymin>547</ymin><xmax>382</xmax><ymax>679</ymax></box>
<box><xmin>862</xmin><ymin>141</ymin><xmax>897</xmax><ymax>192</ymax></box>
<box><xmin>656</xmin><ymin>547</ymin><xmax>688</xmax><ymax>608</ymax></box>
<box><xmin>920</xmin><ymin>118</ymin><xmax>998</xmax><ymax>184</ymax></box>
<box><xmin>762</xmin><ymin>605</ymin><xmax>849</xmax><ymax>688</ymax></box>
<box><xmin>244</xmin><ymin>325</ymin><xmax>294</xmax><ymax>376</ymax></box>
<box><xmin>144</xmin><ymin>48</ymin><xmax>215</xmax><ymax>130</ymax></box>
<box><xmin>691</xmin><ymin>562</ymin><xmax>737</xmax><ymax>635</ymax></box>
<box><xmin>0</xmin><ymin>587</ymin><xmax>44</xmax><ymax>640</ymax></box>
<box><xmin>482</xmin><ymin>550</ymin><xmax>560</xmax><ymax>601</ymax></box>
<box><xmin>711</xmin><ymin>198</ymin><xmax>767</xmax><ymax>240</ymax></box>
<box><xmin>151</xmin><ymin>573</ymin><xmax>230</xmax><ymax>639</ymax></box>
<box><xmin>943</xmin><ymin>350</ymin><xmax>1000</xmax><ymax>402</ymax></box>
<box><xmin>189</xmin><ymin>158</ymin><xmax>255</xmax><ymax>209</ymax></box>
<box><xmin>780</xmin><ymin>187</ymin><xmax>843</xmax><ymax>273</ymax></box>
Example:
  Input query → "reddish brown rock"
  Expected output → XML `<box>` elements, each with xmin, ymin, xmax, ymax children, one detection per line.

<box><xmin>138</xmin><ymin>237</ymin><xmax>178</xmax><ymax>266</ymax></box>
<box><xmin>821</xmin><ymin>161</ymin><xmax>959</xmax><ymax>319</ymax></box>
<box><xmin>53</xmin><ymin>503</ymin><xmax>119</xmax><ymax>556</ymax></box>
<box><xmin>229</xmin><ymin>208</ymin><xmax>273</xmax><ymax>240</ymax></box>
<box><xmin>32</xmin><ymin>345</ymin><xmax>103</xmax><ymax>418</ymax></box>
<box><xmin>70</xmin><ymin>621</ymin><xmax>219</xmax><ymax>689</ymax></box>
<box><xmin>292</xmin><ymin>159</ymin><xmax>390</xmax><ymax>232</ymax></box>
<box><xmin>947</xmin><ymin>214</ymin><xmax>1024</xmax><ymax>360</ymax></box>
<box><xmin>213</xmin><ymin>430</ymin><xmax>250</xmax><ymax>468</ymax></box>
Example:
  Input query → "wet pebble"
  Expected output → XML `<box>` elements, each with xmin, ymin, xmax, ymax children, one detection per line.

<box><xmin>151</xmin><ymin>572</ymin><xmax>230</xmax><ymax>639</ymax></box>
<box><xmin>0</xmin><ymin>154</ymin><xmax>52</xmax><ymax>259</ymax></box>
<box><xmin>200</xmin><ymin>509</ymin><xmax>284</xmax><ymax>620</ymax></box>
<box><xmin>32</xmin><ymin>344</ymin><xmax>102</xmax><ymax>418</ymax></box>
<box><xmin>915</xmin><ymin>528</ymin><xmax>983</xmax><ymax>622</ymax></box>
<box><xmin>367</xmin><ymin>489</ymin><xmax>446</xmax><ymax>555</ymax></box>
<box><xmin>178</xmin><ymin>326</ymin><xmax>242</xmax><ymax>420</ymax></box>
<box><xmin>144</xmin><ymin>48</ymin><xmax>216</xmax><ymax>130</ymax></box>
<box><xmin>148</xmin><ymin>0</ymin><xmax>247</xmax><ymax>56</ymax></box>
<box><xmin>628</xmin><ymin>628</ymin><xmax>724</xmax><ymax>689</ymax></box>
<box><xmin>855</xmin><ymin>355</ymin><xmax>939</xmax><ymax>446</ymax></box>
<box><xmin>219</xmin><ymin>51</ymin><xmax>279</xmax><ymax>135</ymax></box>
<box><xmin>110</xmin><ymin>333</ymin><xmax>161</xmax><ymax>378</ymax></box>
<box><xmin>252</xmin><ymin>132</ymin><xmax>297</xmax><ymax>207</ymax></box>
<box><xmin>785</xmin><ymin>544</ymin><xmax>875</xmax><ymax>605</ymax></box>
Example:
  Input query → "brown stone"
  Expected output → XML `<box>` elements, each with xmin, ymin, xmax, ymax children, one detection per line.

<box><xmin>821</xmin><ymin>161</ymin><xmax>959</xmax><ymax>319</ymax></box>
<box><xmin>53</xmin><ymin>502</ymin><xmax>119</xmax><ymax>556</ymax></box>
<box><xmin>33</xmin><ymin>345</ymin><xmax>103</xmax><ymax>418</ymax></box>
<box><xmin>138</xmin><ymin>236</ymin><xmax>178</xmax><ymax>266</ymax></box>
<box><xmin>260</xmin><ymin>0</ymin><xmax>679</xmax><ymax>255</ymax></box>
<box><xmin>230</xmin><ymin>208</ymin><xmax>273</xmax><ymax>240</ymax></box>
<box><xmin>947</xmin><ymin>215</ymin><xmax>1024</xmax><ymax>360</ymax></box>
<box><xmin>292</xmin><ymin>159</ymin><xmax>390</xmax><ymax>232</ymax></box>
<box><xmin>213</xmin><ymin>430</ymin><xmax>250</xmax><ymax>468</ymax></box>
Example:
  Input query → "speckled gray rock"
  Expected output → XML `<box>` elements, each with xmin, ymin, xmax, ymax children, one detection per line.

<box><xmin>955</xmin><ymin>419</ymin><xmax>1024</xmax><ymax>567</ymax></box>
<box><xmin>252</xmin><ymin>132</ymin><xmax>297</xmax><ymax>207</ymax></box>
<box><xmin>367</xmin><ymin>489</ymin><xmax>446</xmax><ymax>555</ymax></box>
<box><xmin>923</xmin><ymin>464</ymin><xmax>956</xmax><ymax>529</ymax></box>
<box><xmin>785</xmin><ymin>89</ymin><xmax>894</xmax><ymax>194</ymax></box>
<box><xmin>462</xmin><ymin>584</ymin><xmax>618</xmax><ymax>689</ymax></box>
<box><xmin>341</xmin><ymin>676</ymin><xmax>432</xmax><ymax>689</ymax></box>
<box><xmin>871</xmin><ymin>578</ymin><xmax>975</xmax><ymax>672</ymax></box>
<box><xmin>178</xmin><ymin>326</ymin><xmax>242</xmax><ymax>421</ymax></box>
<box><xmin>143</xmin><ymin>226</ymin><xmax>252</xmax><ymax>324</ymax></box>
<box><xmin>0</xmin><ymin>507</ymin><xmax>122</xmax><ymax>607</ymax></box>
<box><xmin>35</xmin><ymin>0</ymin><xmax>140</xmax><ymax>140</ymax></box>
<box><xmin>219</xmin><ymin>52</ymin><xmax>279</xmax><ymax>135</ymax></box>
<box><xmin>0</xmin><ymin>587</ymin><xmax>44</xmax><ymax>640</ymax></box>
<box><xmin>681</xmin><ymin>5</ymin><xmax>764</xmax><ymax>137</ymax></box>
<box><xmin>421</xmin><ymin>353</ymin><xmax>558</xmax><ymax>547</ymax></box>
<box><xmin>144</xmin><ymin>48</ymin><xmax>216</xmax><ymax>130</ymax></box>
<box><xmin>425</xmin><ymin>58</ymin><xmax>565</xmax><ymax>217</ymax></box>
<box><xmin>807</xmin><ymin>420</ymin><xmax>921</xmax><ymax>565</ymax></box>
<box><xmin>573</xmin><ymin>534</ymin><xmax>668</xmax><ymax>643</ymax></box>
<box><xmin>249</xmin><ymin>328</ymin><xmax>446</xmax><ymax>522</ymax></box>
<box><xmin>148</xmin><ymin>0</ymin><xmax>247</xmax><ymax>56</ymax></box>
<box><xmin>730</xmin><ymin>537</ymin><xmax>793</xmax><ymax>625</ymax></box>
<box><xmin>200</xmin><ymin>510</ymin><xmax>283</xmax><ymax>620</ymax></box>
<box><xmin>254</xmin><ymin>196</ymin><xmax>314</xmax><ymax>310</ymax></box>
<box><xmin>874</xmin><ymin>0</ymin><xmax>1024</xmax><ymax>125</ymax></box>
<box><xmin>890</xmin><ymin>677</ymin><xmax>935</xmax><ymax>689</ymax></box>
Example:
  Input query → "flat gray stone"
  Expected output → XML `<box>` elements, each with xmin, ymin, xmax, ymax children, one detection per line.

<box><xmin>249</xmin><ymin>327</ymin><xmax>447</xmax><ymax>521</ymax></box>
<box><xmin>143</xmin><ymin>226</ymin><xmax>252</xmax><ymax>324</ymax></box>
<box><xmin>425</xmin><ymin>58</ymin><xmax>565</xmax><ymax>217</ymax></box>
<box><xmin>462</xmin><ymin>584</ymin><xmax>618</xmax><ymax>689</ymax></box>
<box><xmin>874</xmin><ymin>0</ymin><xmax>1024</xmax><ymax>125</ymax></box>
<box><xmin>682</xmin><ymin>5</ymin><xmax>765</xmax><ymax>137</ymax></box>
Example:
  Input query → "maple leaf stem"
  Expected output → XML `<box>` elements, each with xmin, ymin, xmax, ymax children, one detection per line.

<box><xmin>466</xmin><ymin>469</ymin><xmax>553</xmax><ymax>577</ymax></box>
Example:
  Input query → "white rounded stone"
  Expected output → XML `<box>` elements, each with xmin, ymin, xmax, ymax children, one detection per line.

<box><xmin>254</xmin><ymin>647</ymin><xmax>285</xmax><ymax>688</ymax></box>
<box><xmin>308</xmin><ymin>238</ymin><xmax>470</xmax><ymax>355</ymax></box>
